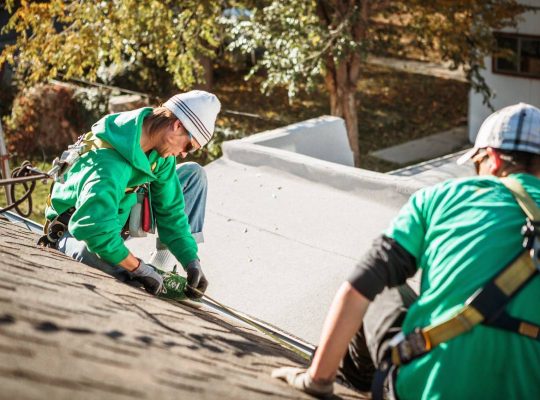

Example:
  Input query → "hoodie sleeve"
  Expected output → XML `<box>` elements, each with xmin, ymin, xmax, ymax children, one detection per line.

<box><xmin>150</xmin><ymin>157</ymin><xmax>198</xmax><ymax>269</ymax></box>
<box><xmin>68</xmin><ymin>151</ymin><xmax>132</xmax><ymax>265</ymax></box>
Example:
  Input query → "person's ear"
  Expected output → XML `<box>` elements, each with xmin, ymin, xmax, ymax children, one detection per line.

<box><xmin>172</xmin><ymin>119</ymin><xmax>181</xmax><ymax>132</ymax></box>
<box><xmin>486</xmin><ymin>147</ymin><xmax>503</xmax><ymax>175</ymax></box>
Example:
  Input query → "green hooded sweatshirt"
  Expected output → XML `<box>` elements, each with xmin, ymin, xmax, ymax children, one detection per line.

<box><xmin>45</xmin><ymin>107</ymin><xmax>198</xmax><ymax>268</ymax></box>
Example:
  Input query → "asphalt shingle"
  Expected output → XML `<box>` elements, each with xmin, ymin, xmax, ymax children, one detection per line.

<box><xmin>0</xmin><ymin>219</ymin><xmax>366</xmax><ymax>399</ymax></box>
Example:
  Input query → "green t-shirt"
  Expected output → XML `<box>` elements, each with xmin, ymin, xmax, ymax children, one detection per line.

<box><xmin>386</xmin><ymin>173</ymin><xmax>540</xmax><ymax>400</ymax></box>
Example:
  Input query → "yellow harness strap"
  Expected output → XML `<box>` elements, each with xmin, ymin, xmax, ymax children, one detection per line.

<box><xmin>80</xmin><ymin>132</ymin><xmax>156</xmax><ymax>193</ymax></box>
<box><xmin>80</xmin><ymin>131</ymin><xmax>114</xmax><ymax>152</ymax></box>
<box><xmin>501</xmin><ymin>177</ymin><xmax>540</xmax><ymax>221</ymax></box>
<box><xmin>47</xmin><ymin>132</ymin><xmax>158</xmax><ymax>220</ymax></box>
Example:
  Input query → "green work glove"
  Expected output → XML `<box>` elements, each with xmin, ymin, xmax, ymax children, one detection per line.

<box><xmin>185</xmin><ymin>259</ymin><xmax>208</xmax><ymax>299</ymax></box>
<box><xmin>272</xmin><ymin>367</ymin><xmax>334</xmax><ymax>398</ymax></box>
<box><xmin>131</xmin><ymin>259</ymin><xmax>164</xmax><ymax>295</ymax></box>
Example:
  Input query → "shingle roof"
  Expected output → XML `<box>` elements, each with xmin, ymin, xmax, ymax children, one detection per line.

<box><xmin>0</xmin><ymin>219</ymin><xmax>366</xmax><ymax>399</ymax></box>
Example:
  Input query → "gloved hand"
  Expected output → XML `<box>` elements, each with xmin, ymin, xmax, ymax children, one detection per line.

<box><xmin>272</xmin><ymin>367</ymin><xmax>334</xmax><ymax>398</ymax></box>
<box><xmin>131</xmin><ymin>259</ymin><xmax>164</xmax><ymax>295</ymax></box>
<box><xmin>185</xmin><ymin>259</ymin><xmax>208</xmax><ymax>299</ymax></box>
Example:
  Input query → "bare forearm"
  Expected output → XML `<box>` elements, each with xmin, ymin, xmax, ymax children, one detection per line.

<box><xmin>309</xmin><ymin>282</ymin><xmax>370</xmax><ymax>382</ymax></box>
<box><xmin>118</xmin><ymin>253</ymin><xmax>140</xmax><ymax>271</ymax></box>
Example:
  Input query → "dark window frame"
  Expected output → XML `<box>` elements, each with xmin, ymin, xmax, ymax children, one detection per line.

<box><xmin>492</xmin><ymin>32</ymin><xmax>540</xmax><ymax>80</ymax></box>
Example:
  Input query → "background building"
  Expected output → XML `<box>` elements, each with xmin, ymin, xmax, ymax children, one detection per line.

<box><xmin>469</xmin><ymin>0</ymin><xmax>540</xmax><ymax>140</ymax></box>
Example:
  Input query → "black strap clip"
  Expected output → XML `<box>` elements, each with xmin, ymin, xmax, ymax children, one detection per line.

<box><xmin>522</xmin><ymin>219</ymin><xmax>540</xmax><ymax>271</ymax></box>
<box><xmin>522</xmin><ymin>219</ymin><xmax>539</xmax><ymax>249</ymax></box>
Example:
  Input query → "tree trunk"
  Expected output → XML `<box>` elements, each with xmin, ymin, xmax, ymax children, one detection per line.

<box><xmin>341</xmin><ymin>86</ymin><xmax>360</xmax><ymax>167</ymax></box>
<box><xmin>196</xmin><ymin>55</ymin><xmax>213</xmax><ymax>91</ymax></box>
<box><xmin>318</xmin><ymin>0</ymin><xmax>366</xmax><ymax>167</ymax></box>
<box><xmin>324</xmin><ymin>63</ymin><xmax>361</xmax><ymax>167</ymax></box>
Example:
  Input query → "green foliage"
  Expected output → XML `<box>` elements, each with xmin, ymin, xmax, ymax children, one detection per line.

<box><xmin>73</xmin><ymin>88</ymin><xmax>110</xmax><ymax>130</ymax></box>
<box><xmin>1</xmin><ymin>0</ymin><xmax>224</xmax><ymax>92</ymax></box>
<box><xmin>190</xmin><ymin>125</ymin><xmax>246</xmax><ymax>165</ymax></box>
<box><xmin>227</xmin><ymin>0</ymin><xmax>528</xmax><ymax>106</ymax></box>
<box><xmin>3</xmin><ymin>84</ymin><xmax>85</xmax><ymax>160</ymax></box>
<box><xmin>3</xmin><ymin>82</ymin><xmax>112</xmax><ymax>161</ymax></box>
<box><xmin>225</xmin><ymin>2</ymin><xmax>327</xmax><ymax>97</ymax></box>
<box><xmin>401</xmin><ymin>0</ymin><xmax>528</xmax><ymax>108</ymax></box>
<box><xmin>1</xmin><ymin>0</ymin><xmax>529</xmax><ymax>167</ymax></box>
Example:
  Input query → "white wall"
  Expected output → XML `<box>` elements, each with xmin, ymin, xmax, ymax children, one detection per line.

<box><xmin>243</xmin><ymin>116</ymin><xmax>355</xmax><ymax>167</ymax></box>
<box><xmin>469</xmin><ymin>1</ymin><xmax>540</xmax><ymax>141</ymax></box>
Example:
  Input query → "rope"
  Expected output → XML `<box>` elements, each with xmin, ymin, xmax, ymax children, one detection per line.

<box><xmin>0</xmin><ymin>161</ymin><xmax>51</xmax><ymax>216</ymax></box>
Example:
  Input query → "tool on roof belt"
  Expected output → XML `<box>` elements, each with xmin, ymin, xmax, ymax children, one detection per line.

<box><xmin>128</xmin><ymin>186</ymin><xmax>155</xmax><ymax>237</ymax></box>
<box><xmin>389</xmin><ymin>177</ymin><xmax>540</xmax><ymax>367</ymax></box>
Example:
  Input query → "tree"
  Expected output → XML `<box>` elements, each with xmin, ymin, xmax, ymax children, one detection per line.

<box><xmin>0</xmin><ymin>0</ymin><xmax>224</xmax><ymax>95</ymax></box>
<box><xmin>227</xmin><ymin>1</ymin><xmax>528</xmax><ymax>166</ymax></box>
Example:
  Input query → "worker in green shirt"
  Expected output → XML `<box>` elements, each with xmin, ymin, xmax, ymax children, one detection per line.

<box><xmin>273</xmin><ymin>103</ymin><xmax>540</xmax><ymax>399</ymax></box>
<box><xmin>44</xmin><ymin>90</ymin><xmax>220</xmax><ymax>299</ymax></box>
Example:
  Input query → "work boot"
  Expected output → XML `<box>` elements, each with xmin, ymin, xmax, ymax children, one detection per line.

<box><xmin>149</xmin><ymin>238</ymin><xmax>176</xmax><ymax>271</ymax></box>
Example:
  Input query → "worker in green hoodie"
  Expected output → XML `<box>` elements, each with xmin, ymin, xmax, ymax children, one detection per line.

<box><xmin>44</xmin><ymin>90</ymin><xmax>221</xmax><ymax>298</ymax></box>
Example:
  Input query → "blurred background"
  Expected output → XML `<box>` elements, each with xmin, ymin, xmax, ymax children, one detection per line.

<box><xmin>1</xmin><ymin>0</ymin><xmax>539</xmax><ymax>221</ymax></box>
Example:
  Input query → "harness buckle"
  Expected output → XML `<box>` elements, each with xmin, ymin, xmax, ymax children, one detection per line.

<box><xmin>49</xmin><ymin>146</ymin><xmax>83</xmax><ymax>183</ymax></box>
<box><xmin>390</xmin><ymin>328</ymin><xmax>429</xmax><ymax>366</ymax></box>
<box><xmin>521</xmin><ymin>219</ymin><xmax>540</xmax><ymax>271</ymax></box>
<box><xmin>47</xmin><ymin>135</ymin><xmax>87</xmax><ymax>183</ymax></box>
<box><xmin>522</xmin><ymin>219</ymin><xmax>539</xmax><ymax>248</ymax></box>
<box><xmin>531</xmin><ymin>233</ymin><xmax>540</xmax><ymax>272</ymax></box>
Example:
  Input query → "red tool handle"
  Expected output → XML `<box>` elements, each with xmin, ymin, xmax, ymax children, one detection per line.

<box><xmin>142</xmin><ymin>193</ymin><xmax>151</xmax><ymax>232</ymax></box>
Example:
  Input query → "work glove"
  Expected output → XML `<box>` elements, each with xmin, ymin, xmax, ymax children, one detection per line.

<box><xmin>131</xmin><ymin>259</ymin><xmax>164</xmax><ymax>295</ymax></box>
<box><xmin>185</xmin><ymin>259</ymin><xmax>208</xmax><ymax>299</ymax></box>
<box><xmin>272</xmin><ymin>367</ymin><xmax>334</xmax><ymax>398</ymax></box>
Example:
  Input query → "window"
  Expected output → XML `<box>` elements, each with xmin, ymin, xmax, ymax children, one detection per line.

<box><xmin>493</xmin><ymin>33</ymin><xmax>540</xmax><ymax>78</ymax></box>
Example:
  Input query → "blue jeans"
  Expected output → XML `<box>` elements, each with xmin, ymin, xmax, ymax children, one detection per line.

<box><xmin>57</xmin><ymin>162</ymin><xmax>207</xmax><ymax>278</ymax></box>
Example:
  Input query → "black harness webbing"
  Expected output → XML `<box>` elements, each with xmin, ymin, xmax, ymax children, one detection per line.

<box><xmin>489</xmin><ymin>311</ymin><xmax>540</xmax><ymax>341</ymax></box>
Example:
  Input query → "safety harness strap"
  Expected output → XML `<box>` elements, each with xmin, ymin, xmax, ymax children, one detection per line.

<box><xmin>80</xmin><ymin>131</ymin><xmax>114</xmax><ymax>152</ymax></box>
<box><xmin>391</xmin><ymin>177</ymin><xmax>540</xmax><ymax>366</ymax></box>
<box><xmin>42</xmin><ymin>133</ymin><xmax>158</xmax><ymax>245</ymax></box>
<box><xmin>489</xmin><ymin>312</ymin><xmax>540</xmax><ymax>341</ymax></box>
<box><xmin>501</xmin><ymin>177</ymin><xmax>540</xmax><ymax>221</ymax></box>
